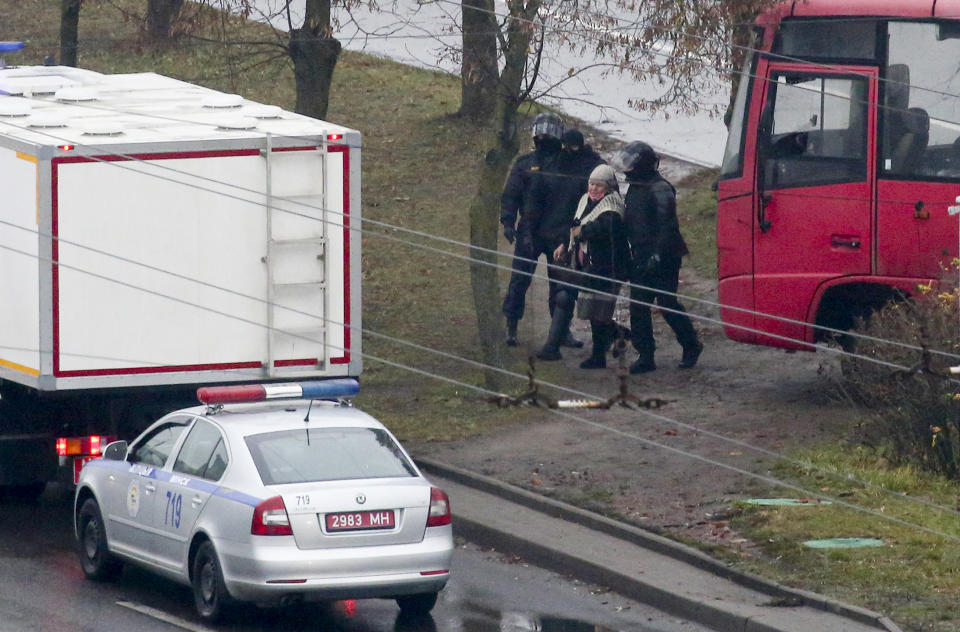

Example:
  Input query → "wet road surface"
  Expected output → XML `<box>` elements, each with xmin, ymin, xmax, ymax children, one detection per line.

<box><xmin>0</xmin><ymin>487</ymin><xmax>711</xmax><ymax>632</ymax></box>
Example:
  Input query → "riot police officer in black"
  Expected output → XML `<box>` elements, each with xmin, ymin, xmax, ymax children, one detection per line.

<box><xmin>614</xmin><ymin>141</ymin><xmax>703</xmax><ymax>373</ymax></box>
<box><xmin>500</xmin><ymin>113</ymin><xmax>565</xmax><ymax>346</ymax></box>
<box><xmin>528</xmin><ymin>129</ymin><xmax>606</xmax><ymax>357</ymax></box>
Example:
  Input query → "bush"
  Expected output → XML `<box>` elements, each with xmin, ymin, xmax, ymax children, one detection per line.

<box><xmin>840</xmin><ymin>285</ymin><xmax>960</xmax><ymax>478</ymax></box>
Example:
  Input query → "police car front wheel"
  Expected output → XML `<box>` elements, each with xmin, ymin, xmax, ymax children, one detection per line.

<box><xmin>77</xmin><ymin>498</ymin><xmax>122</xmax><ymax>581</ymax></box>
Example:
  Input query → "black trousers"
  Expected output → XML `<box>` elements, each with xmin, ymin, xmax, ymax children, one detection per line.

<box><xmin>502</xmin><ymin>233</ymin><xmax>561</xmax><ymax>322</ymax></box>
<box><xmin>629</xmin><ymin>255</ymin><xmax>698</xmax><ymax>356</ymax></box>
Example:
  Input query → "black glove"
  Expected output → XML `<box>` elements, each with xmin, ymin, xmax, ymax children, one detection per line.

<box><xmin>503</xmin><ymin>225</ymin><xmax>517</xmax><ymax>245</ymax></box>
<box><xmin>645</xmin><ymin>253</ymin><xmax>661</xmax><ymax>273</ymax></box>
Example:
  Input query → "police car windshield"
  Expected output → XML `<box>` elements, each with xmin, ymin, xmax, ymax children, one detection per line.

<box><xmin>245</xmin><ymin>427</ymin><xmax>417</xmax><ymax>485</ymax></box>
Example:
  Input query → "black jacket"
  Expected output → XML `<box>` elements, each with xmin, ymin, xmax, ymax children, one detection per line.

<box><xmin>525</xmin><ymin>146</ymin><xmax>605</xmax><ymax>245</ymax></box>
<box><xmin>623</xmin><ymin>170</ymin><xmax>689</xmax><ymax>266</ymax></box>
<box><xmin>500</xmin><ymin>144</ymin><xmax>562</xmax><ymax>230</ymax></box>
<box><xmin>575</xmin><ymin>193</ymin><xmax>629</xmax><ymax>294</ymax></box>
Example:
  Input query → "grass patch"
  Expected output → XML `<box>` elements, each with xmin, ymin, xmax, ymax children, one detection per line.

<box><xmin>676</xmin><ymin>168</ymin><xmax>719</xmax><ymax>279</ymax></box>
<box><xmin>728</xmin><ymin>442</ymin><xmax>960</xmax><ymax>631</ymax></box>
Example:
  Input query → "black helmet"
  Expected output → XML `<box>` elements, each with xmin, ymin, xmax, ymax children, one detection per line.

<box><xmin>562</xmin><ymin>129</ymin><xmax>584</xmax><ymax>150</ymax></box>
<box><xmin>531</xmin><ymin>112</ymin><xmax>564</xmax><ymax>140</ymax></box>
<box><xmin>612</xmin><ymin>141</ymin><xmax>659</xmax><ymax>174</ymax></box>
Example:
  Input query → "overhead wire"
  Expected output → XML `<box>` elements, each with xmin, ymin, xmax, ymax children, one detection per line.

<box><xmin>5</xmin><ymin>3</ymin><xmax>955</xmax><ymax>430</ymax></box>
<box><xmin>1</xmin><ymin>108</ymin><xmax>956</xmax><ymax>370</ymax></box>
<box><xmin>3</xmin><ymin>18</ymin><xmax>960</xmax><ymax>534</ymax></box>
<box><xmin>2</xmin><ymin>230</ymin><xmax>960</xmax><ymax>537</ymax></box>
<box><xmin>14</xmin><ymin>0</ymin><xmax>960</xmax><ymax>169</ymax></box>
<box><xmin>22</xmin><ymin>0</ymin><xmax>960</xmax><ymax>151</ymax></box>
<box><xmin>2</xmin><ymin>198</ymin><xmax>959</xmax><ymax>521</ymax></box>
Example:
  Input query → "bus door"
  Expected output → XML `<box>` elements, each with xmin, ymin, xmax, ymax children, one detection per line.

<box><xmin>876</xmin><ymin>21</ymin><xmax>960</xmax><ymax>281</ymax></box>
<box><xmin>753</xmin><ymin>63</ymin><xmax>877</xmax><ymax>348</ymax></box>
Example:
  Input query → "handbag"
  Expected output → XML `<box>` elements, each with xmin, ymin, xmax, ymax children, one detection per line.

<box><xmin>577</xmin><ymin>292</ymin><xmax>616</xmax><ymax>321</ymax></box>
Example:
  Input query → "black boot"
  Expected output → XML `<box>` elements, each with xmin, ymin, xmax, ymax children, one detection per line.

<box><xmin>537</xmin><ymin>308</ymin><xmax>570</xmax><ymax>362</ymax></box>
<box><xmin>505</xmin><ymin>319</ymin><xmax>518</xmax><ymax>346</ymax></box>
<box><xmin>580</xmin><ymin>344</ymin><xmax>607</xmax><ymax>369</ymax></box>
<box><xmin>630</xmin><ymin>339</ymin><xmax>656</xmax><ymax>374</ymax></box>
<box><xmin>629</xmin><ymin>356</ymin><xmax>656</xmax><ymax>374</ymax></box>
<box><xmin>580</xmin><ymin>321</ymin><xmax>609</xmax><ymax>369</ymax></box>
<box><xmin>679</xmin><ymin>341</ymin><xmax>703</xmax><ymax>369</ymax></box>
<box><xmin>560</xmin><ymin>330</ymin><xmax>584</xmax><ymax>348</ymax></box>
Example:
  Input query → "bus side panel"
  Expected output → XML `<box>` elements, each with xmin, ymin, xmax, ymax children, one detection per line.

<box><xmin>716</xmin><ymin>185</ymin><xmax>756</xmax><ymax>345</ymax></box>
<box><xmin>0</xmin><ymin>147</ymin><xmax>41</xmax><ymax>382</ymax></box>
<box><xmin>876</xmin><ymin>179</ymin><xmax>957</xmax><ymax>280</ymax></box>
<box><xmin>753</xmin><ymin>275</ymin><xmax>825</xmax><ymax>350</ymax></box>
<box><xmin>717</xmin><ymin>276</ymin><xmax>756</xmax><ymax>344</ymax></box>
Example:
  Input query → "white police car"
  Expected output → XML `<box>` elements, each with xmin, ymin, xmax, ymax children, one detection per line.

<box><xmin>73</xmin><ymin>379</ymin><xmax>453</xmax><ymax>621</ymax></box>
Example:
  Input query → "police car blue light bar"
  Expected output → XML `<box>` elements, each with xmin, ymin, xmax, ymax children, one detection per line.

<box><xmin>197</xmin><ymin>379</ymin><xmax>359</xmax><ymax>404</ymax></box>
<box><xmin>0</xmin><ymin>42</ymin><xmax>25</xmax><ymax>53</ymax></box>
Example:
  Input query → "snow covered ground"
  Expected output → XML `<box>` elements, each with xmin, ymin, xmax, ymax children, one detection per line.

<box><xmin>249</xmin><ymin>0</ymin><xmax>729</xmax><ymax>167</ymax></box>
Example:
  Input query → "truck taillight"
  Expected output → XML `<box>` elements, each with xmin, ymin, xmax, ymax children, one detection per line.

<box><xmin>427</xmin><ymin>487</ymin><xmax>451</xmax><ymax>527</ymax></box>
<box><xmin>327</xmin><ymin>133</ymin><xmax>342</xmax><ymax>141</ymax></box>
<box><xmin>252</xmin><ymin>496</ymin><xmax>292</xmax><ymax>536</ymax></box>
<box><xmin>56</xmin><ymin>435</ymin><xmax>115</xmax><ymax>457</ymax></box>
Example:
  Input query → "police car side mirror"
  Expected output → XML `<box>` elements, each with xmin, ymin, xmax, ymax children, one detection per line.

<box><xmin>102</xmin><ymin>440</ymin><xmax>128</xmax><ymax>461</ymax></box>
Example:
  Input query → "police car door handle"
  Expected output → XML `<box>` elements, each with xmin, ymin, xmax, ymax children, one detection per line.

<box><xmin>144</xmin><ymin>482</ymin><xmax>156</xmax><ymax>494</ymax></box>
<box><xmin>191</xmin><ymin>495</ymin><xmax>203</xmax><ymax>507</ymax></box>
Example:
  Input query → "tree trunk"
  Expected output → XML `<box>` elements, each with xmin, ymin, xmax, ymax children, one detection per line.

<box><xmin>288</xmin><ymin>0</ymin><xmax>342</xmax><ymax>120</ymax></box>
<box><xmin>146</xmin><ymin>0</ymin><xmax>185</xmax><ymax>41</ymax></box>
<box><xmin>468</xmin><ymin>0</ymin><xmax>542</xmax><ymax>392</ymax></box>
<box><xmin>459</xmin><ymin>0</ymin><xmax>498</xmax><ymax>121</ymax></box>
<box><xmin>59</xmin><ymin>0</ymin><xmax>81</xmax><ymax>67</ymax></box>
<box><xmin>289</xmin><ymin>29</ymin><xmax>341</xmax><ymax>120</ymax></box>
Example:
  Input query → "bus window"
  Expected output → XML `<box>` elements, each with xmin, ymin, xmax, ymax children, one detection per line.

<box><xmin>719</xmin><ymin>56</ymin><xmax>754</xmax><ymax>180</ymax></box>
<box><xmin>762</xmin><ymin>73</ymin><xmax>868</xmax><ymax>189</ymax></box>
<box><xmin>775</xmin><ymin>19</ymin><xmax>880</xmax><ymax>62</ymax></box>
<box><xmin>884</xmin><ymin>22</ymin><xmax>960</xmax><ymax>179</ymax></box>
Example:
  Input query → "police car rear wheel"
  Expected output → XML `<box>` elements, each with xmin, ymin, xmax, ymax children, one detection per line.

<box><xmin>193</xmin><ymin>541</ymin><xmax>234</xmax><ymax>621</ymax></box>
<box><xmin>77</xmin><ymin>498</ymin><xmax>122</xmax><ymax>581</ymax></box>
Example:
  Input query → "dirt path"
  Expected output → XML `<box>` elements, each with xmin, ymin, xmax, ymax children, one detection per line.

<box><xmin>414</xmin><ymin>157</ymin><xmax>857</xmax><ymax>551</ymax></box>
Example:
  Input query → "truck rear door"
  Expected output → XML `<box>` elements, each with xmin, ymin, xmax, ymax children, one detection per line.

<box><xmin>752</xmin><ymin>62</ymin><xmax>877</xmax><ymax>347</ymax></box>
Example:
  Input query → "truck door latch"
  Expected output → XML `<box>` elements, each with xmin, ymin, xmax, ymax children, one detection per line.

<box><xmin>831</xmin><ymin>235</ymin><xmax>861</xmax><ymax>248</ymax></box>
<box><xmin>914</xmin><ymin>200</ymin><xmax>929</xmax><ymax>219</ymax></box>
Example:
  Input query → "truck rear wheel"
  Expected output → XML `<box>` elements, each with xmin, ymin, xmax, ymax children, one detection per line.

<box><xmin>77</xmin><ymin>498</ymin><xmax>122</xmax><ymax>581</ymax></box>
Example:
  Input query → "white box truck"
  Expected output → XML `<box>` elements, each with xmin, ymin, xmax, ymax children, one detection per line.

<box><xmin>0</xmin><ymin>63</ymin><xmax>362</xmax><ymax>499</ymax></box>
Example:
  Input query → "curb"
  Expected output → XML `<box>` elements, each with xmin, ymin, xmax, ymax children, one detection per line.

<box><xmin>417</xmin><ymin>457</ymin><xmax>902</xmax><ymax>632</ymax></box>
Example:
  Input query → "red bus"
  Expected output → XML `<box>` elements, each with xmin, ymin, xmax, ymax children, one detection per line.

<box><xmin>717</xmin><ymin>0</ymin><xmax>960</xmax><ymax>350</ymax></box>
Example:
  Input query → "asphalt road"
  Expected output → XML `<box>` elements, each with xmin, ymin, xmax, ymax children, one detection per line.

<box><xmin>0</xmin><ymin>486</ymin><xmax>711</xmax><ymax>632</ymax></box>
